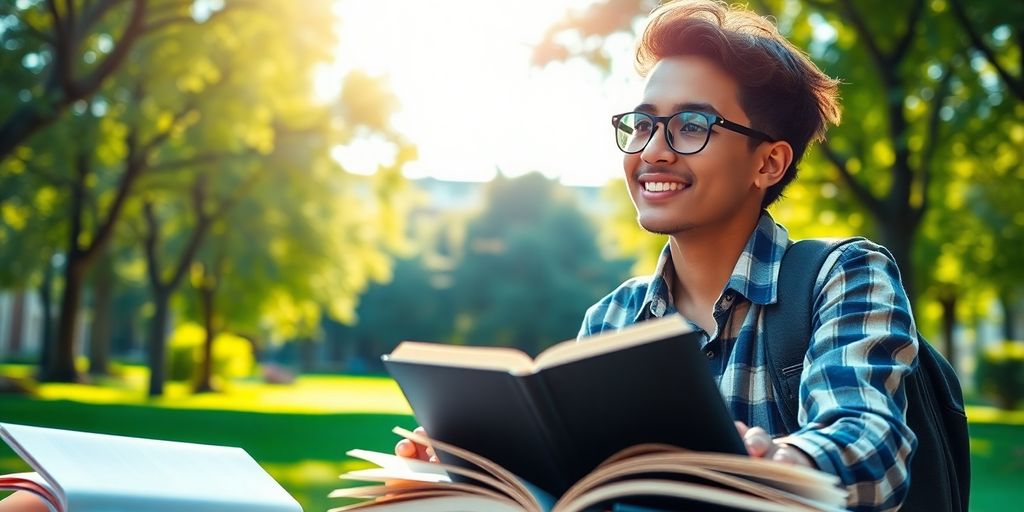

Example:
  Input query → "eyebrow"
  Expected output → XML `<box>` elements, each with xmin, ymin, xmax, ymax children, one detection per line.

<box><xmin>634</xmin><ymin>102</ymin><xmax>724</xmax><ymax>117</ymax></box>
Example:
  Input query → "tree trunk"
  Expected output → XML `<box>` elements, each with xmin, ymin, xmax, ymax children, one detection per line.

<box><xmin>88</xmin><ymin>250</ymin><xmax>115</xmax><ymax>376</ymax></box>
<box><xmin>37</xmin><ymin>257</ymin><xmax>55</xmax><ymax>377</ymax></box>
<box><xmin>194</xmin><ymin>285</ymin><xmax>216</xmax><ymax>393</ymax></box>
<box><xmin>48</xmin><ymin>259</ymin><xmax>86</xmax><ymax>382</ymax></box>
<box><xmin>876</xmin><ymin>211</ymin><xmax>917</xmax><ymax>303</ymax></box>
<box><xmin>147</xmin><ymin>291</ymin><xmax>171</xmax><ymax>397</ymax></box>
<box><xmin>938</xmin><ymin>290</ymin><xmax>957</xmax><ymax>368</ymax></box>
<box><xmin>300</xmin><ymin>338</ymin><xmax>316</xmax><ymax>373</ymax></box>
<box><xmin>1000</xmin><ymin>290</ymin><xmax>1018</xmax><ymax>341</ymax></box>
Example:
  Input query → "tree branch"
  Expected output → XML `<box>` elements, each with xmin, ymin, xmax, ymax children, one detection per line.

<box><xmin>72</xmin><ymin>0</ymin><xmax>146</xmax><ymax>99</ymax></box>
<box><xmin>890</xmin><ymin>0</ymin><xmax>925</xmax><ymax>65</ymax></box>
<box><xmin>68</xmin><ymin>145</ymin><xmax>89</xmax><ymax>258</ymax></box>
<box><xmin>836</xmin><ymin>0</ymin><xmax>887</xmax><ymax>73</ymax></box>
<box><xmin>142</xmin><ymin>200</ymin><xmax>164</xmax><ymax>293</ymax></box>
<box><xmin>45</xmin><ymin>0</ymin><xmax>63</xmax><ymax>36</ymax></box>
<box><xmin>948</xmin><ymin>0</ymin><xmax>1024</xmax><ymax>100</ymax></box>
<box><xmin>166</xmin><ymin>177</ymin><xmax>212</xmax><ymax>290</ymax></box>
<box><xmin>149</xmin><ymin>153</ymin><xmax>231</xmax><ymax>173</ymax></box>
<box><xmin>210</xmin><ymin>169</ymin><xmax>261</xmax><ymax>221</ymax></box>
<box><xmin>76</xmin><ymin>0</ymin><xmax>130</xmax><ymax>40</ymax></box>
<box><xmin>81</xmin><ymin>125</ymin><xmax>145</xmax><ymax>266</ymax></box>
<box><xmin>45</xmin><ymin>0</ymin><xmax>75</xmax><ymax>95</ymax></box>
<box><xmin>0</xmin><ymin>0</ymin><xmax>143</xmax><ymax>164</ymax></box>
<box><xmin>819</xmin><ymin>140</ymin><xmax>885</xmax><ymax>214</ymax></box>
<box><xmin>9</xmin><ymin>153</ymin><xmax>75</xmax><ymax>187</ymax></box>
<box><xmin>139</xmin><ymin>101</ymin><xmax>196</xmax><ymax>157</ymax></box>
<box><xmin>916</xmin><ymin>64</ymin><xmax>955</xmax><ymax>227</ymax></box>
<box><xmin>144</xmin><ymin>1</ymin><xmax>257</xmax><ymax>33</ymax></box>
<box><xmin>63</xmin><ymin>0</ymin><xmax>75</xmax><ymax>41</ymax></box>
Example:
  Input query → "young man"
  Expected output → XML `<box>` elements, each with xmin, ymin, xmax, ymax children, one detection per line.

<box><xmin>394</xmin><ymin>2</ymin><xmax>917</xmax><ymax>511</ymax></box>
<box><xmin>575</xmin><ymin>1</ymin><xmax>918</xmax><ymax>511</ymax></box>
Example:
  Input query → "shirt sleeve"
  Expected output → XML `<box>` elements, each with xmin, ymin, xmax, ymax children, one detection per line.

<box><xmin>577</xmin><ymin>277</ymin><xmax>652</xmax><ymax>340</ymax></box>
<box><xmin>780</xmin><ymin>240</ymin><xmax>919</xmax><ymax>512</ymax></box>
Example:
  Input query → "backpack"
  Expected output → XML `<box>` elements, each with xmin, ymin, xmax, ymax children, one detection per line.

<box><xmin>763</xmin><ymin>238</ymin><xmax>970</xmax><ymax>512</ymax></box>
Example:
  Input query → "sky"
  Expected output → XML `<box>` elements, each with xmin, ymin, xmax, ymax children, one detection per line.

<box><xmin>319</xmin><ymin>0</ymin><xmax>646</xmax><ymax>186</ymax></box>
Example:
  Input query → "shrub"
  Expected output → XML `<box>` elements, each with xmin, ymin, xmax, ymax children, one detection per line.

<box><xmin>976</xmin><ymin>340</ymin><xmax>1024</xmax><ymax>410</ymax></box>
<box><xmin>166</xmin><ymin>323</ymin><xmax>256</xmax><ymax>385</ymax></box>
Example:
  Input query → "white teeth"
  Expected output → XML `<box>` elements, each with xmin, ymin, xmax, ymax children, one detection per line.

<box><xmin>644</xmin><ymin>182</ymin><xmax>686</xmax><ymax>192</ymax></box>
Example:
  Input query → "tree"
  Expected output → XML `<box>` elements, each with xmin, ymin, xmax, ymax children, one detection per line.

<box><xmin>451</xmin><ymin>173</ymin><xmax>632</xmax><ymax>355</ymax></box>
<box><xmin>0</xmin><ymin>0</ymin><xmax>255</xmax><ymax>166</ymax></box>
<box><xmin>323</xmin><ymin>254</ymin><xmax>458</xmax><ymax>373</ymax></box>
<box><xmin>949</xmin><ymin>0</ymin><xmax>1024</xmax><ymax>101</ymax></box>
<box><xmin>1</xmin><ymin>0</ymin><xmax>356</xmax><ymax>384</ymax></box>
<box><xmin>177</xmin><ymin>141</ymin><xmax>415</xmax><ymax>389</ymax></box>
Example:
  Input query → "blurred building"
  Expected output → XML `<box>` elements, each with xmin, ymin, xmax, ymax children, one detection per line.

<box><xmin>0</xmin><ymin>291</ymin><xmax>44</xmax><ymax>359</ymax></box>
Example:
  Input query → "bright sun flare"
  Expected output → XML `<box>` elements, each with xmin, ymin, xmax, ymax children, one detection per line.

<box><xmin>317</xmin><ymin>0</ymin><xmax>643</xmax><ymax>186</ymax></box>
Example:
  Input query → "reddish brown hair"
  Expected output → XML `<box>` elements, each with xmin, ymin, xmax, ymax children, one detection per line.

<box><xmin>636</xmin><ymin>0</ymin><xmax>841</xmax><ymax>208</ymax></box>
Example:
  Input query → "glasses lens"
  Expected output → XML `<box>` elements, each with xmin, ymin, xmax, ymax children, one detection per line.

<box><xmin>667</xmin><ymin>112</ymin><xmax>712</xmax><ymax>154</ymax></box>
<box><xmin>614</xmin><ymin>113</ymin><xmax>654</xmax><ymax>153</ymax></box>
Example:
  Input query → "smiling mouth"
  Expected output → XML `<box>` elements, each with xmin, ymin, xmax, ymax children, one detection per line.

<box><xmin>643</xmin><ymin>181</ymin><xmax>690</xmax><ymax>192</ymax></box>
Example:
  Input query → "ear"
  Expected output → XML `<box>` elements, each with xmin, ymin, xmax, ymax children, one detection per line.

<box><xmin>753</xmin><ymin>141</ymin><xmax>793</xmax><ymax>190</ymax></box>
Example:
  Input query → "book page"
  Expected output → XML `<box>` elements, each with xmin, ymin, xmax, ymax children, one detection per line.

<box><xmin>385</xmin><ymin>315</ymin><xmax>692</xmax><ymax>375</ymax></box>
<box><xmin>558</xmin><ymin>445</ymin><xmax>845</xmax><ymax>510</ymax></box>
<box><xmin>554</xmin><ymin>479</ymin><xmax>811</xmax><ymax>512</ymax></box>
<box><xmin>533</xmin><ymin>315</ymin><xmax>691</xmax><ymax>371</ymax></box>
<box><xmin>328</xmin><ymin>493</ymin><xmax>526</xmax><ymax>512</ymax></box>
<box><xmin>392</xmin><ymin>427</ymin><xmax>543</xmax><ymax>510</ymax></box>
<box><xmin>0</xmin><ymin>423</ymin><xmax>301</xmax><ymax>512</ymax></box>
<box><xmin>340</xmin><ymin>448</ymin><xmax>557</xmax><ymax>512</ymax></box>
<box><xmin>559</xmin><ymin>454</ymin><xmax>844</xmax><ymax>511</ymax></box>
<box><xmin>386</xmin><ymin>342</ymin><xmax>534</xmax><ymax>373</ymax></box>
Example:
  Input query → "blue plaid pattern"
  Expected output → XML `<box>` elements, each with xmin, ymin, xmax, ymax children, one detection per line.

<box><xmin>579</xmin><ymin>213</ymin><xmax>919</xmax><ymax>512</ymax></box>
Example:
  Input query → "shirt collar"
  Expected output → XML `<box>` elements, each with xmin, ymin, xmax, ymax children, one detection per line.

<box><xmin>635</xmin><ymin>212</ymin><xmax>791</xmax><ymax>322</ymax></box>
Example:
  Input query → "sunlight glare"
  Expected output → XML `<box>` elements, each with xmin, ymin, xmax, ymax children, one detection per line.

<box><xmin>321</xmin><ymin>0</ymin><xmax>643</xmax><ymax>186</ymax></box>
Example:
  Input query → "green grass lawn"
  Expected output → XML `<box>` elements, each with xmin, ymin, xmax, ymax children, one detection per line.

<box><xmin>1</xmin><ymin>367</ymin><xmax>1021</xmax><ymax>511</ymax></box>
<box><xmin>0</xmin><ymin>368</ymin><xmax>417</xmax><ymax>512</ymax></box>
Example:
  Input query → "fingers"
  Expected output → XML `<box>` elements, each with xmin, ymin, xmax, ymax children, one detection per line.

<box><xmin>394</xmin><ymin>439</ymin><xmax>417</xmax><ymax>458</ymax></box>
<box><xmin>734</xmin><ymin>421</ymin><xmax>749</xmax><ymax>436</ymax></box>
<box><xmin>411</xmin><ymin>427</ymin><xmax>437</xmax><ymax>462</ymax></box>
<box><xmin>395</xmin><ymin>427</ymin><xmax>438</xmax><ymax>463</ymax></box>
<box><xmin>741</xmin><ymin>426</ymin><xmax>773</xmax><ymax>458</ymax></box>
<box><xmin>737</xmin><ymin>424</ymin><xmax>816</xmax><ymax>468</ymax></box>
<box><xmin>771</xmin><ymin>443</ymin><xmax>815</xmax><ymax>468</ymax></box>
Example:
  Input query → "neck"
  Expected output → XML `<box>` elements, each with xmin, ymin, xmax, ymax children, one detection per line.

<box><xmin>668</xmin><ymin>208</ymin><xmax>762</xmax><ymax>310</ymax></box>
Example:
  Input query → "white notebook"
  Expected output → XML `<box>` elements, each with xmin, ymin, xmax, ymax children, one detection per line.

<box><xmin>0</xmin><ymin>423</ymin><xmax>302</xmax><ymax>512</ymax></box>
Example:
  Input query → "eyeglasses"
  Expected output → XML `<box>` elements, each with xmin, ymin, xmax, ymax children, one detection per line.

<box><xmin>611</xmin><ymin>111</ymin><xmax>775</xmax><ymax>155</ymax></box>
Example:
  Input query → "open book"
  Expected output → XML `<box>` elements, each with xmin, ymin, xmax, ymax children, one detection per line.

<box><xmin>329</xmin><ymin>427</ymin><xmax>847</xmax><ymax>512</ymax></box>
<box><xmin>381</xmin><ymin>316</ymin><xmax>750</xmax><ymax>496</ymax></box>
<box><xmin>348</xmin><ymin>315</ymin><xmax>848</xmax><ymax>510</ymax></box>
<box><xmin>0</xmin><ymin>423</ymin><xmax>301</xmax><ymax>512</ymax></box>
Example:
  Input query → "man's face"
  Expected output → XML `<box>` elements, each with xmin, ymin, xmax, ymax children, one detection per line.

<box><xmin>623</xmin><ymin>55</ymin><xmax>766</xmax><ymax>235</ymax></box>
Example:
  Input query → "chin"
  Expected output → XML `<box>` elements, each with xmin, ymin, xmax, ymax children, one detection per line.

<box><xmin>636</xmin><ymin>214</ymin><xmax>693</xmax><ymax>236</ymax></box>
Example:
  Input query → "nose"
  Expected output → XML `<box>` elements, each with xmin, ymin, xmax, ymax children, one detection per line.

<box><xmin>640</xmin><ymin>123</ymin><xmax>677</xmax><ymax>165</ymax></box>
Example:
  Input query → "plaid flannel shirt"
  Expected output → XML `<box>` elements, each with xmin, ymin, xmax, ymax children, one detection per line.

<box><xmin>578</xmin><ymin>213</ymin><xmax>919</xmax><ymax>512</ymax></box>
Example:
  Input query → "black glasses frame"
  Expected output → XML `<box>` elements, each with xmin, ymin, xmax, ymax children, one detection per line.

<box><xmin>611</xmin><ymin>111</ymin><xmax>775</xmax><ymax>155</ymax></box>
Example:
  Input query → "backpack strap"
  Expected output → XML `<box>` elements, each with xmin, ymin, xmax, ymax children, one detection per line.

<box><xmin>764</xmin><ymin>237</ymin><xmax>864</xmax><ymax>433</ymax></box>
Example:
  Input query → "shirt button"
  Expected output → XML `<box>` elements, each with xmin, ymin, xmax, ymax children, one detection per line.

<box><xmin>705</xmin><ymin>349</ymin><xmax>715</xmax><ymax>359</ymax></box>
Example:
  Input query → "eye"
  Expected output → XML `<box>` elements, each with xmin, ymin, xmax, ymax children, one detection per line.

<box><xmin>633</xmin><ymin>119</ymin><xmax>653</xmax><ymax>133</ymax></box>
<box><xmin>679</xmin><ymin>122</ymin><xmax>708</xmax><ymax>135</ymax></box>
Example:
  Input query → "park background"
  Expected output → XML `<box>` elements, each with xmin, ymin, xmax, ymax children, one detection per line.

<box><xmin>0</xmin><ymin>0</ymin><xmax>1021</xmax><ymax>510</ymax></box>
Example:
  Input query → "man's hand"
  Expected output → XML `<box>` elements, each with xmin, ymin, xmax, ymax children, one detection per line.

<box><xmin>735</xmin><ymin>421</ymin><xmax>815</xmax><ymax>467</ymax></box>
<box><xmin>394</xmin><ymin>426</ymin><xmax>438</xmax><ymax>463</ymax></box>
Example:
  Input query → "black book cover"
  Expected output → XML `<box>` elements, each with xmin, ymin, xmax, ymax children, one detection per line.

<box><xmin>383</xmin><ymin>321</ymin><xmax>747</xmax><ymax>497</ymax></box>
